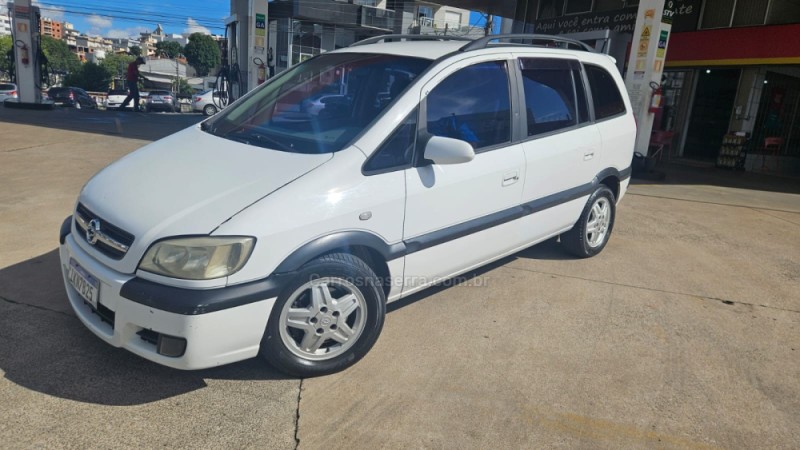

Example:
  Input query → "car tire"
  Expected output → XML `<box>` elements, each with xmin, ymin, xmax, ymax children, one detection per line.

<box><xmin>203</xmin><ymin>104</ymin><xmax>217</xmax><ymax>116</ymax></box>
<box><xmin>260</xmin><ymin>253</ymin><xmax>386</xmax><ymax>377</ymax></box>
<box><xmin>561</xmin><ymin>185</ymin><xmax>616</xmax><ymax>258</ymax></box>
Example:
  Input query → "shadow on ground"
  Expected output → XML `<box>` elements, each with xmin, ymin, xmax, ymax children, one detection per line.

<box><xmin>0</xmin><ymin>250</ymin><xmax>290</xmax><ymax>407</ymax></box>
<box><xmin>0</xmin><ymin>235</ymin><xmax>576</xmax><ymax>406</ymax></box>
<box><xmin>633</xmin><ymin>159</ymin><xmax>800</xmax><ymax>195</ymax></box>
<box><xmin>0</xmin><ymin>105</ymin><xmax>203</xmax><ymax>141</ymax></box>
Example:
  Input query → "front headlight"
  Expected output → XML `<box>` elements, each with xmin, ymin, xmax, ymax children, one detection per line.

<box><xmin>139</xmin><ymin>236</ymin><xmax>255</xmax><ymax>280</ymax></box>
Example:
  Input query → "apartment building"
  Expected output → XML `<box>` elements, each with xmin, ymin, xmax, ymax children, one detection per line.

<box><xmin>40</xmin><ymin>17</ymin><xmax>63</xmax><ymax>39</ymax></box>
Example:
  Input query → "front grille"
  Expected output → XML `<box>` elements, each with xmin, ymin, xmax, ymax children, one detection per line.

<box><xmin>74</xmin><ymin>203</ymin><xmax>135</xmax><ymax>260</ymax></box>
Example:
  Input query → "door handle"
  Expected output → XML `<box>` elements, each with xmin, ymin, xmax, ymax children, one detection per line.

<box><xmin>502</xmin><ymin>171</ymin><xmax>520</xmax><ymax>186</ymax></box>
<box><xmin>583</xmin><ymin>151</ymin><xmax>595</xmax><ymax>161</ymax></box>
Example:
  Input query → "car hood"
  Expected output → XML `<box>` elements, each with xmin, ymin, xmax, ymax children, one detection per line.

<box><xmin>78</xmin><ymin>125</ymin><xmax>332</xmax><ymax>271</ymax></box>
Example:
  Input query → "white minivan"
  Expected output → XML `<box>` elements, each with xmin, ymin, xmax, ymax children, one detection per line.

<box><xmin>59</xmin><ymin>35</ymin><xmax>635</xmax><ymax>377</ymax></box>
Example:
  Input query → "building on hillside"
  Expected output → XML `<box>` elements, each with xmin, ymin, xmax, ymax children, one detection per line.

<box><xmin>0</xmin><ymin>14</ymin><xmax>12</xmax><ymax>36</ymax></box>
<box><xmin>39</xmin><ymin>17</ymin><xmax>63</xmax><ymax>39</ymax></box>
<box><xmin>140</xmin><ymin>24</ymin><xmax>167</xmax><ymax>56</ymax></box>
<box><xmin>108</xmin><ymin>38</ymin><xmax>142</xmax><ymax>54</ymax></box>
<box><xmin>140</xmin><ymin>57</ymin><xmax>194</xmax><ymax>91</ymax></box>
<box><xmin>164</xmin><ymin>33</ymin><xmax>188</xmax><ymax>46</ymax></box>
<box><xmin>73</xmin><ymin>35</ymin><xmax>113</xmax><ymax>62</ymax></box>
<box><xmin>63</xmin><ymin>22</ymin><xmax>80</xmax><ymax>53</ymax></box>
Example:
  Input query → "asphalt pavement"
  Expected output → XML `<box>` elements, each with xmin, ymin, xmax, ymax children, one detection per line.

<box><xmin>1</xmin><ymin>106</ymin><xmax>798</xmax><ymax>448</ymax></box>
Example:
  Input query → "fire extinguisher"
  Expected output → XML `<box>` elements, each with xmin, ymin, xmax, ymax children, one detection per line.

<box><xmin>16</xmin><ymin>41</ymin><xmax>29</xmax><ymax>65</ymax></box>
<box><xmin>649</xmin><ymin>81</ymin><xmax>663</xmax><ymax>114</ymax></box>
<box><xmin>254</xmin><ymin>57</ymin><xmax>266</xmax><ymax>85</ymax></box>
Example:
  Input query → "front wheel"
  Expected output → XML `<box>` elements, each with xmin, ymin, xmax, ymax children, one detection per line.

<box><xmin>260</xmin><ymin>253</ymin><xmax>386</xmax><ymax>377</ymax></box>
<box><xmin>562</xmin><ymin>186</ymin><xmax>616</xmax><ymax>258</ymax></box>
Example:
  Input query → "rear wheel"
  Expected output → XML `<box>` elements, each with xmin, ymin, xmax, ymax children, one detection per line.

<box><xmin>260</xmin><ymin>253</ymin><xmax>386</xmax><ymax>377</ymax></box>
<box><xmin>562</xmin><ymin>186</ymin><xmax>616</xmax><ymax>258</ymax></box>
<box><xmin>203</xmin><ymin>104</ymin><xmax>217</xmax><ymax>116</ymax></box>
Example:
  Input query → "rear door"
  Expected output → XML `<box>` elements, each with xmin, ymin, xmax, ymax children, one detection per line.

<box><xmin>515</xmin><ymin>56</ymin><xmax>602</xmax><ymax>241</ymax></box>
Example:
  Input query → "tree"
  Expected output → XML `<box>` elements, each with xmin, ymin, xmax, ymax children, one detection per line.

<box><xmin>101</xmin><ymin>53</ymin><xmax>134</xmax><ymax>79</ymax></box>
<box><xmin>156</xmin><ymin>41</ymin><xmax>183</xmax><ymax>59</ymax></box>
<box><xmin>0</xmin><ymin>35</ymin><xmax>12</xmax><ymax>79</ymax></box>
<box><xmin>129</xmin><ymin>46</ymin><xmax>142</xmax><ymax>57</ymax></box>
<box><xmin>175</xmin><ymin>77</ymin><xmax>194</xmax><ymax>97</ymax></box>
<box><xmin>40</xmin><ymin>36</ymin><xmax>81</xmax><ymax>77</ymax></box>
<box><xmin>64</xmin><ymin>62</ymin><xmax>112</xmax><ymax>92</ymax></box>
<box><xmin>183</xmin><ymin>33</ymin><xmax>220</xmax><ymax>77</ymax></box>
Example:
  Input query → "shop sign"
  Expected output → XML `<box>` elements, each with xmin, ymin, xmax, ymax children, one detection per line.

<box><xmin>533</xmin><ymin>7</ymin><xmax>638</xmax><ymax>34</ymax></box>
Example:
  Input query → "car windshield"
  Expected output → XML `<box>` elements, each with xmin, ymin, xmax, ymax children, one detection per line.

<box><xmin>0</xmin><ymin>83</ymin><xmax>15</xmax><ymax>91</ymax></box>
<box><xmin>205</xmin><ymin>52</ymin><xmax>431</xmax><ymax>154</ymax></box>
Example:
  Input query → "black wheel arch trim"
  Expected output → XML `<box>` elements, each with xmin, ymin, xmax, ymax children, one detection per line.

<box><xmin>274</xmin><ymin>231</ymin><xmax>406</xmax><ymax>273</ymax></box>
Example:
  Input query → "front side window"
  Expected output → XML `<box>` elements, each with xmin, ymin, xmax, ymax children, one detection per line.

<box><xmin>585</xmin><ymin>65</ymin><xmax>626</xmax><ymax>120</ymax></box>
<box><xmin>521</xmin><ymin>58</ymin><xmax>589</xmax><ymax>137</ymax></box>
<box><xmin>207</xmin><ymin>53</ymin><xmax>430</xmax><ymax>154</ymax></box>
<box><xmin>426</xmin><ymin>61</ymin><xmax>511</xmax><ymax>150</ymax></box>
<box><xmin>363</xmin><ymin>108</ymin><xmax>418</xmax><ymax>173</ymax></box>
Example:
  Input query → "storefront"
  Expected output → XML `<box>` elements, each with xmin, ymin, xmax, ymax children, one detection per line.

<box><xmin>660</xmin><ymin>22</ymin><xmax>800</xmax><ymax>175</ymax></box>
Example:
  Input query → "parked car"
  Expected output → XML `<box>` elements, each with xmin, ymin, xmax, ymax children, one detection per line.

<box><xmin>145</xmin><ymin>90</ymin><xmax>177</xmax><ymax>112</ymax></box>
<box><xmin>105</xmin><ymin>88</ymin><xmax>132</xmax><ymax>109</ymax></box>
<box><xmin>0</xmin><ymin>83</ymin><xmax>18</xmax><ymax>102</ymax></box>
<box><xmin>59</xmin><ymin>35</ymin><xmax>635</xmax><ymax>378</ymax></box>
<box><xmin>47</xmin><ymin>87</ymin><xmax>97</xmax><ymax>109</ymax></box>
<box><xmin>192</xmin><ymin>89</ymin><xmax>227</xmax><ymax>116</ymax></box>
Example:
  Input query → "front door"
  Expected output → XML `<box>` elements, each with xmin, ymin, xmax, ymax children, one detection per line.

<box><xmin>402</xmin><ymin>57</ymin><xmax>526</xmax><ymax>295</ymax></box>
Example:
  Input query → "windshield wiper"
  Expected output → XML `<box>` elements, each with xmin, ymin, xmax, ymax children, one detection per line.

<box><xmin>224</xmin><ymin>130</ymin><xmax>294</xmax><ymax>152</ymax></box>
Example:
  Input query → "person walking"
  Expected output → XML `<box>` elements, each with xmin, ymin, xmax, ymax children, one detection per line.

<box><xmin>119</xmin><ymin>57</ymin><xmax>147</xmax><ymax>111</ymax></box>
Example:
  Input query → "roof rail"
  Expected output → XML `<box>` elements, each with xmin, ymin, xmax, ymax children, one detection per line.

<box><xmin>460</xmin><ymin>34</ymin><xmax>595</xmax><ymax>53</ymax></box>
<box><xmin>350</xmin><ymin>34</ymin><xmax>472</xmax><ymax>47</ymax></box>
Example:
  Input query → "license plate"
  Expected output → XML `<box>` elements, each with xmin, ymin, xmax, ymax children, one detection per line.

<box><xmin>152</xmin><ymin>99</ymin><xmax>163</xmax><ymax>103</ymax></box>
<box><xmin>67</xmin><ymin>258</ymin><xmax>99</xmax><ymax>309</ymax></box>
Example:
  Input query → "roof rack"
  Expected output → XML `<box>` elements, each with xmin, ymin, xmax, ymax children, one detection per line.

<box><xmin>460</xmin><ymin>34</ymin><xmax>596</xmax><ymax>53</ymax></box>
<box><xmin>350</xmin><ymin>34</ymin><xmax>472</xmax><ymax>47</ymax></box>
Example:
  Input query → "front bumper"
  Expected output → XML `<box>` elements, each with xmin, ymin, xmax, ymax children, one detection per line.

<box><xmin>59</xmin><ymin>219</ymin><xmax>277</xmax><ymax>370</ymax></box>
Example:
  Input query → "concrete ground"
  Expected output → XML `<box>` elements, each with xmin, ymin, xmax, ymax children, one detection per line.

<box><xmin>1</xmin><ymin>107</ymin><xmax>798</xmax><ymax>449</ymax></box>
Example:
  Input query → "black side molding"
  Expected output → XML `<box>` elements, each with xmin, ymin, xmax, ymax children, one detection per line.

<box><xmin>60</xmin><ymin>215</ymin><xmax>72</xmax><ymax>245</ymax></box>
<box><xmin>120</xmin><ymin>272</ymin><xmax>294</xmax><ymax>315</ymax></box>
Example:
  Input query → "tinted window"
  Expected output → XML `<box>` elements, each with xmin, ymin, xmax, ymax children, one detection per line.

<box><xmin>521</xmin><ymin>58</ymin><xmax>589</xmax><ymax>136</ymax></box>
<box><xmin>585</xmin><ymin>65</ymin><xmax>626</xmax><ymax>119</ymax></box>
<box><xmin>0</xmin><ymin>84</ymin><xmax>15</xmax><ymax>90</ymax></box>
<box><xmin>363</xmin><ymin>108</ymin><xmax>417</xmax><ymax>173</ymax></box>
<box><xmin>426</xmin><ymin>61</ymin><xmax>511</xmax><ymax>150</ymax></box>
<box><xmin>208</xmin><ymin>53</ymin><xmax>430</xmax><ymax>154</ymax></box>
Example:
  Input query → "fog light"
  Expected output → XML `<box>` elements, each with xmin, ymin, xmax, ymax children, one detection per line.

<box><xmin>157</xmin><ymin>334</ymin><xmax>187</xmax><ymax>357</ymax></box>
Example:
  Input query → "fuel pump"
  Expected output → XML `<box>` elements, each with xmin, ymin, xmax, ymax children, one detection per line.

<box><xmin>5</xmin><ymin>0</ymin><xmax>51</xmax><ymax>108</ymax></box>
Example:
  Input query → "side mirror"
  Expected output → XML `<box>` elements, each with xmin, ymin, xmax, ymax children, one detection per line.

<box><xmin>423</xmin><ymin>136</ymin><xmax>475</xmax><ymax>165</ymax></box>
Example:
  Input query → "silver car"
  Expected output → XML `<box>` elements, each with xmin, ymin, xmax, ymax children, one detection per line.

<box><xmin>192</xmin><ymin>89</ymin><xmax>227</xmax><ymax>116</ymax></box>
<box><xmin>0</xmin><ymin>83</ymin><xmax>18</xmax><ymax>102</ymax></box>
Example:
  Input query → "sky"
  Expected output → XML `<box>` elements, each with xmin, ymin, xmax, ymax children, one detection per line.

<box><xmin>31</xmin><ymin>0</ymin><xmax>229</xmax><ymax>38</ymax></box>
<box><xmin>17</xmin><ymin>0</ymin><xmax>496</xmax><ymax>39</ymax></box>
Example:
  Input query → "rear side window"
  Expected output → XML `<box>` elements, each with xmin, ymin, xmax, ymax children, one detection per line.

<box><xmin>520</xmin><ymin>58</ymin><xmax>589</xmax><ymax>137</ymax></box>
<box><xmin>426</xmin><ymin>61</ymin><xmax>511</xmax><ymax>150</ymax></box>
<box><xmin>585</xmin><ymin>65</ymin><xmax>626</xmax><ymax>119</ymax></box>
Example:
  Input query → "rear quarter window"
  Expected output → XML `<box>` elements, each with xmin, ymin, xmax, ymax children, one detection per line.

<box><xmin>584</xmin><ymin>64</ymin><xmax>626</xmax><ymax>120</ymax></box>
